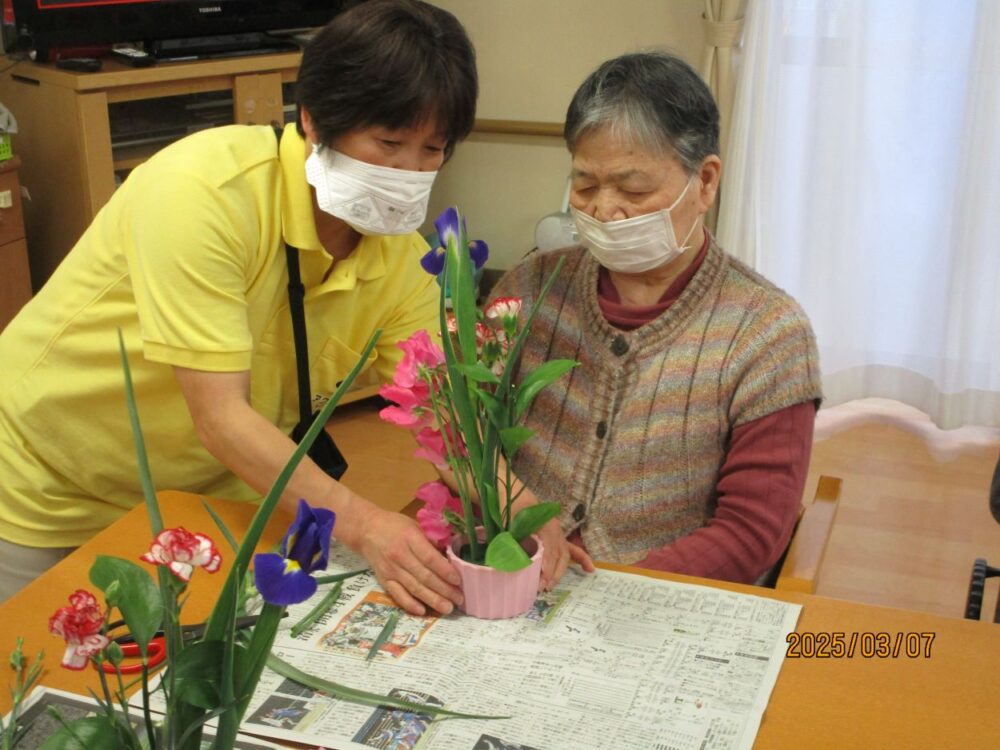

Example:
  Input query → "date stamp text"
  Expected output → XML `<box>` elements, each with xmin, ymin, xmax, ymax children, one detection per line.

<box><xmin>786</xmin><ymin>631</ymin><xmax>935</xmax><ymax>659</ymax></box>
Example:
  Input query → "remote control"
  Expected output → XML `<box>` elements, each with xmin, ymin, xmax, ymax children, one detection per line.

<box><xmin>54</xmin><ymin>57</ymin><xmax>103</xmax><ymax>73</ymax></box>
<box><xmin>110</xmin><ymin>46</ymin><xmax>156</xmax><ymax>68</ymax></box>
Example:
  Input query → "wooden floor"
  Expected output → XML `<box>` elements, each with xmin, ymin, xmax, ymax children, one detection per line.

<box><xmin>329</xmin><ymin>397</ymin><xmax>1000</xmax><ymax>621</ymax></box>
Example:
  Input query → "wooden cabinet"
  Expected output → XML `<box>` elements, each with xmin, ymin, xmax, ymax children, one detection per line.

<box><xmin>0</xmin><ymin>156</ymin><xmax>31</xmax><ymax>330</ymax></box>
<box><xmin>0</xmin><ymin>53</ymin><xmax>301</xmax><ymax>289</ymax></box>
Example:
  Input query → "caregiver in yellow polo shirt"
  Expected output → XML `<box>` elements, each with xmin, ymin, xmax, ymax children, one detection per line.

<box><xmin>0</xmin><ymin>0</ymin><xmax>476</xmax><ymax>616</ymax></box>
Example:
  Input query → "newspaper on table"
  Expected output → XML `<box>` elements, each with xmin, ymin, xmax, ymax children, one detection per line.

<box><xmin>133</xmin><ymin>544</ymin><xmax>800</xmax><ymax>750</ymax></box>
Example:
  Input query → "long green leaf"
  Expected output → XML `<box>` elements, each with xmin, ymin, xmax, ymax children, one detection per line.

<box><xmin>365</xmin><ymin>611</ymin><xmax>399</xmax><ymax>662</ymax></box>
<box><xmin>201</xmin><ymin>499</ymin><xmax>239</xmax><ymax>553</ymax></box>
<box><xmin>509</xmin><ymin>502</ymin><xmax>561</xmax><ymax>542</ymax></box>
<box><xmin>89</xmin><ymin>557</ymin><xmax>163</xmax><ymax>655</ymax></box>
<box><xmin>313</xmin><ymin>569</ymin><xmax>369</xmax><ymax>585</ymax></box>
<box><xmin>117</xmin><ymin>329</ymin><xmax>163</xmax><ymax>536</ymax></box>
<box><xmin>514</xmin><ymin>359</ymin><xmax>578</xmax><ymax>420</ymax></box>
<box><xmin>265</xmin><ymin>654</ymin><xmax>509</xmax><ymax>719</ymax></box>
<box><xmin>484</xmin><ymin>531</ymin><xmax>532</xmax><ymax>572</ymax></box>
<box><xmin>203</xmin><ymin>329</ymin><xmax>382</xmax><ymax>644</ymax></box>
<box><xmin>290</xmin><ymin>582</ymin><xmax>343</xmax><ymax>639</ymax></box>
<box><xmin>496</xmin><ymin>257</ymin><xmax>567</xmax><ymax>401</ymax></box>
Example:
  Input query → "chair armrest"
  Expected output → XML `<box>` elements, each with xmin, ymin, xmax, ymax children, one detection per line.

<box><xmin>775</xmin><ymin>475</ymin><xmax>842</xmax><ymax>594</ymax></box>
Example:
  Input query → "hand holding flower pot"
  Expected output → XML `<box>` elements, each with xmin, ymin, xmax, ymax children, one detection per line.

<box><xmin>381</xmin><ymin>207</ymin><xmax>577</xmax><ymax>618</ymax></box>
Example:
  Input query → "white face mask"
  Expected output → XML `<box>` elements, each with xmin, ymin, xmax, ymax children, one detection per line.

<box><xmin>571</xmin><ymin>176</ymin><xmax>700</xmax><ymax>273</ymax></box>
<box><xmin>305</xmin><ymin>145</ymin><xmax>437</xmax><ymax>235</ymax></box>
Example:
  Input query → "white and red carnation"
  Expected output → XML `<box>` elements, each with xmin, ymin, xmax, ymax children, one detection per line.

<box><xmin>141</xmin><ymin>527</ymin><xmax>222</xmax><ymax>582</ymax></box>
<box><xmin>484</xmin><ymin>296</ymin><xmax>523</xmax><ymax>322</ymax></box>
<box><xmin>48</xmin><ymin>589</ymin><xmax>109</xmax><ymax>670</ymax></box>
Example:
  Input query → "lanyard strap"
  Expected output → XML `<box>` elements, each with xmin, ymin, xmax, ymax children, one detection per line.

<box><xmin>273</xmin><ymin>125</ymin><xmax>313</xmax><ymax>426</ymax></box>
<box><xmin>285</xmin><ymin>243</ymin><xmax>313</xmax><ymax>426</ymax></box>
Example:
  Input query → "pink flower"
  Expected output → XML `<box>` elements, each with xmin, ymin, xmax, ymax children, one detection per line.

<box><xmin>485</xmin><ymin>296</ymin><xmax>523</xmax><ymax>322</ymax></box>
<box><xmin>140</xmin><ymin>527</ymin><xmax>222</xmax><ymax>582</ymax></box>
<box><xmin>48</xmin><ymin>589</ymin><xmax>110</xmax><ymax>670</ymax></box>
<box><xmin>445</xmin><ymin>313</ymin><xmax>458</xmax><ymax>334</ymax></box>
<box><xmin>414</xmin><ymin>481</ymin><xmax>464</xmax><ymax>550</ymax></box>
<box><xmin>413</xmin><ymin>427</ymin><xmax>450</xmax><ymax>468</ymax></box>
<box><xmin>394</xmin><ymin>330</ymin><xmax>445</xmax><ymax>389</ymax></box>
<box><xmin>379</xmin><ymin>381</ymin><xmax>432</xmax><ymax>428</ymax></box>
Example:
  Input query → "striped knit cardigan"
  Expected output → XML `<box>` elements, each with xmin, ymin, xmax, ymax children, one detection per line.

<box><xmin>492</xmin><ymin>240</ymin><xmax>823</xmax><ymax>565</ymax></box>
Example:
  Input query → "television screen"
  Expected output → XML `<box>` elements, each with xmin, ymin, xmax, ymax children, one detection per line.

<box><xmin>12</xmin><ymin>0</ymin><xmax>350</xmax><ymax>60</ymax></box>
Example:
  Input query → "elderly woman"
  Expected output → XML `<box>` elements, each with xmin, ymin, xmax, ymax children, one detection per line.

<box><xmin>498</xmin><ymin>52</ymin><xmax>822</xmax><ymax>587</ymax></box>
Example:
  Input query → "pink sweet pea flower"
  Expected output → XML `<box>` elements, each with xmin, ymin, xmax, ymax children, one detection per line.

<box><xmin>414</xmin><ymin>481</ymin><xmax>464</xmax><ymax>550</ymax></box>
<box><xmin>379</xmin><ymin>381</ymin><xmax>432</xmax><ymax>428</ymax></box>
<box><xmin>48</xmin><ymin>589</ymin><xmax>110</xmax><ymax>671</ymax></box>
<box><xmin>140</xmin><ymin>527</ymin><xmax>222</xmax><ymax>582</ymax></box>
<box><xmin>394</xmin><ymin>330</ymin><xmax>446</xmax><ymax>389</ymax></box>
<box><xmin>413</xmin><ymin>427</ymin><xmax>450</xmax><ymax>469</ymax></box>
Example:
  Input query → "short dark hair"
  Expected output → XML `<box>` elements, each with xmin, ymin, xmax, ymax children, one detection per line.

<box><xmin>564</xmin><ymin>52</ymin><xmax>719</xmax><ymax>173</ymax></box>
<box><xmin>296</xmin><ymin>0</ymin><xmax>478</xmax><ymax>158</ymax></box>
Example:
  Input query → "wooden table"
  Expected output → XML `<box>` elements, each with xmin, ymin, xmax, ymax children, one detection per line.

<box><xmin>2</xmin><ymin>492</ymin><xmax>999</xmax><ymax>748</ymax></box>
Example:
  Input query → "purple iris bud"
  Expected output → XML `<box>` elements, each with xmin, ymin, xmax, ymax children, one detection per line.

<box><xmin>434</xmin><ymin>206</ymin><xmax>461</xmax><ymax>249</ymax></box>
<box><xmin>469</xmin><ymin>239</ymin><xmax>489</xmax><ymax>269</ymax></box>
<box><xmin>254</xmin><ymin>499</ymin><xmax>335</xmax><ymax>606</ymax></box>
<box><xmin>420</xmin><ymin>246</ymin><xmax>446</xmax><ymax>275</ymax></box>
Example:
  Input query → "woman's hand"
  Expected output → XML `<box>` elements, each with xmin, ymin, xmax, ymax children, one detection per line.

<box><xmin>350</xmin><ymin>505</ymin><xmax>464</xmax><ymax>616</ymax></box>
<box><xmin>536</xmin><ymin>517</ymin><xmax>595</xmax><ymax>591</ymax></box>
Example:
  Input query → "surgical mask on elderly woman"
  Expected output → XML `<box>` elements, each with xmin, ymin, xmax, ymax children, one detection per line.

<box><xmin>305</xmin><ymin>145</ymin><xmax>437</xmax><ymax>235</ymax></box>
<box><xmin>571</xmin><ymin>176</ymin><xmax>700</xmax><ymax>273</ymax></box>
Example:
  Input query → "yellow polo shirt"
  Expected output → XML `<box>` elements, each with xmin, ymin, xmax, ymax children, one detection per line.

<box><xmin>0</xmin><ymin>124</ymin><xmax>439</xmax><ymax>547</ymax></box>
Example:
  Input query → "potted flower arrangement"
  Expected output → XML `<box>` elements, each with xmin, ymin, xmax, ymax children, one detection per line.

<box><xmin>379</xmin><ymin>207</ymin><xmax>577</xmax><ymax>619</ymax></box>
<box><xmin>2</xmin><ymin>330</ymin><xmax>493</xmax><ymax>749</ymax></box>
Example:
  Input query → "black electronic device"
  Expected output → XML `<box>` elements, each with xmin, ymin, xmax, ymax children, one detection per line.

<box><xmin>12</xmin><ymin>0</ymin><xmax>350</xmax><ymax>62</ymax></box>
<box><xmin>54</xmin><ymin>57</ymin><xmax>103</xmax><ymax>72</ymax></box>
<box><xmin>110</xmin><ymin>46</ymin><xmax>156</xmax><ymax>67</ymax></box>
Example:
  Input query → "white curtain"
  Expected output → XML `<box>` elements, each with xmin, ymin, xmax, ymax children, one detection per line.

<box><xmin>718</xmin><ymin>0</ymin><xmax>1000</xmax><ymax>429</ymax></box>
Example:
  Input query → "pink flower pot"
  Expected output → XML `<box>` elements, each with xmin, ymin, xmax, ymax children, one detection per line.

<box><xmin>446</xmin><ymin>530</ymin><xmax>543</xmax><ymax>619</ymax></box>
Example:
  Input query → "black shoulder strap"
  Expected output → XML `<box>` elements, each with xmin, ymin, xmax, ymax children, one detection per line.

<box><xmin>285</xmin><ymin>243</ymin><xmax>313</xmax><ymax>426</ymax></box>
<box><xmin>272</xmin><ymin>125</ymin><xmax>313</xmax><ymax>426</ymax></box>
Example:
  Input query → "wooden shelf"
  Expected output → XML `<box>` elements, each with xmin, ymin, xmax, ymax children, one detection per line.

<box><xmin>3</xmin><ymin>54</ymin><xmax>297</xmax><ymax>288</ymax></box>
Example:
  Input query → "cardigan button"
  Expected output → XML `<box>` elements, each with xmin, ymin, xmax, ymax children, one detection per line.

<box><xmin>572</xmin><ymin>503</ymin><xmax>586</xmax><ymax>522</ymax></box>
<box><xmin>596</xmin><ymin>421</ymin><xmax>607</xmax><ymax>438</ymax></box>
<box><xmin>610</xmin><ymin>335</ymin><xmax>629</xmax><ymax>356</ymax></box>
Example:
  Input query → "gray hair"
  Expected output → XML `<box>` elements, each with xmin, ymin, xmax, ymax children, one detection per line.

<box><xmin>564</xmin><ymin>52</ymin><xmax>720</xmax><ymax>174</ymax></box>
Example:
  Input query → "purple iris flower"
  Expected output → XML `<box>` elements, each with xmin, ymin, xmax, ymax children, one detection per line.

<box><xmin>253</xmin><ymin>499</ymin><xmax>335</xmax><ymax>606</ymax></box>
<box><xmin>419</xmin><ymin>207</ymin><xmax>489</xmax><ymax>275</ymax></box>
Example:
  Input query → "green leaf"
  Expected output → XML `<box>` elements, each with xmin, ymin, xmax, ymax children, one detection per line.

<box><xmin>313</xmin><ymin>568</ymin><xmax>369</xmax><ymax>586</ymax></box>
<box><xmin>454</xmin><ymin>361</ymin><xmax>501</xmax><ymax>385</ymax></box>
<box><xmin>203</xmin><ymin>330</ymin><xmax>382</xmax><ymax>645</ymax></box>
<box><xmin>291</xmin><ymin>581</ymin><xmax>343</xmax><ymax>639</ymax></box>
<box><xmin>484</xmin><ymin>531</ymin><xmax>532</xmax><ymax>572</ymax></box>
<box><xmin>38</xmin><ymin>716</ymin><xmax>125</xmax><ymax>750</ymax></box>
<box><xmin>514</xmin><ymin>359</ymin><xmax>578</xmax><ymax>419</ymax></box>
<box><xmin>266</xmin><ymin>654</ymin><xmax>509</xmax><ymax>719</ymax></box>
<box><xmin>509</xmin><ymin>502</ymin><xmax>561</xmax><ymax>542</ymax></box>
<box><xmin>366</xmin><ymin>610</ymin><xmax>399</xmax><ymax>662</ymax></box>
<box><xmin>499</xmin><ymin>425</ymin><xmax>534</xmax><ymax>458</ymax></box>
<box><xmin>201</xmin><ymin>498</ymin><xmax>239</xmax><ymax>553</ymax></box>
<box><xmin>89</xmin><ymin>556</ymin><xmax>163</xmax><ymax>654</ymax></box>
<box><xmin>170</xmin><ymin>639</ymin><xmax>230</xmax><ymax>710</ymax></box>
<box><xmin>481</xmin><ymin>484</ymin><xmax>502</xmax><ymax>531</ymax></box>
<box><xmin>117</xmin><ymin>329</ymin><xmax>163</xmax><ymax>535</ymax></box>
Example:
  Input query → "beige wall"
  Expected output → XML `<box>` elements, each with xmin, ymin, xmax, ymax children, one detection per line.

<box><xmin>424</xmin><ymin>0</ymin><xmax>706</xmax><ymax>270</ymax></box>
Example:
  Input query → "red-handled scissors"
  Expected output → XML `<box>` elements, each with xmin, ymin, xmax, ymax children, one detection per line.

<box><xmin>96</xmin><ymin>615</ymin><xmax>267</xmax><ymax>674</ymax></box>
